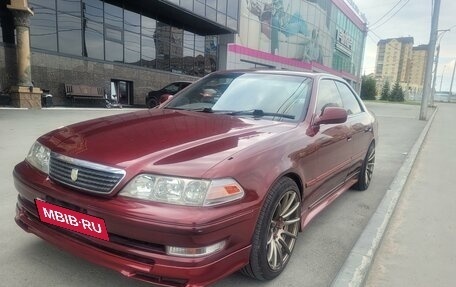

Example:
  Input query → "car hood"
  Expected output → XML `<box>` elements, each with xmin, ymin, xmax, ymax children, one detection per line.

<box><xmin>40</xmin><ymin>109</ymin><xmax>296</xmax><ymax>178</ymax></box>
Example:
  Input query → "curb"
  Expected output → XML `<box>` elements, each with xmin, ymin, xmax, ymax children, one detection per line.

<box><xmin>330</xmin><ymin>106</ymin><xmax>439</xmax><ymax>287</ymax></box>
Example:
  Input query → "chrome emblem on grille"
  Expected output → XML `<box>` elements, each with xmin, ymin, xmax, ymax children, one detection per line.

<box><xmin>70</xmin><ymin>168</ymin><xmax>79</xmax><ymax>182</ymax></box>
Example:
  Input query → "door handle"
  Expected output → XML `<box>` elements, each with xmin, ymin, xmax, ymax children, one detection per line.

<box><xmin>347</xmin><ymin>137</ymin><xmax>352</xmax><ymax>142</ymax></box>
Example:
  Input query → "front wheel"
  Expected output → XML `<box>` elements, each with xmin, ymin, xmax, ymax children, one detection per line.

<box><xmin>241</xmin><ymin>177</ymin><xmax>301</xmax><ymax>280</ymax></box>
<box><xmin>353</xmin><ymin>142</ymin><xmax>375</xmax><ymax>191</ymax></box>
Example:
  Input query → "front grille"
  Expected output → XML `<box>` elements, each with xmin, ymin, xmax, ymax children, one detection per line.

<box><xmin>49</xmin><ymin>153</ymin><xmax>125</xmax><ymax>194</ymax></box>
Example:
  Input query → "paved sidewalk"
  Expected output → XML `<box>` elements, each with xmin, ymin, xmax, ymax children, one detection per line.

<box><xmin>365</xmin><ymin>103</ymin><xmax>456</xmax><ymax>286</ymax></box>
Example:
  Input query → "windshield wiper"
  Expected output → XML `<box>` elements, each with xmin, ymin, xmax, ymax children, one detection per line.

<box><xmin>227</xmin><ymin>109</ymin><xmax>295</xmax><ymax>119</ymax></box>
<box><xmin>185</xmin><ymin>108</ymin><xmax>295</xmax><ymax>119</ymax></box>
<box><xmin>190</xmin><ymin>107</ymin><xmax>214</xmax><ymax>113</ymax></box>
<box><xmin>163</xmin><ymin>107</ymin><xmax>185</xmax><ymax>110</ymax></box>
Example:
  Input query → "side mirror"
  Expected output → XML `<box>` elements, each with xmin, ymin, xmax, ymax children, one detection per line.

<box><xmin>313</xmin><ymin>107</ymin><xmax>348</xmax><ymax>126</ymax></box>
<box><xmin>157</xmin><ymin>94</ymin><xmax>173</xmax><ymax>108</ymax></box>
<box><xmin>159</xmin><ymin>94</ymin><xmax>173</xmax><ymax>104</ymax></box>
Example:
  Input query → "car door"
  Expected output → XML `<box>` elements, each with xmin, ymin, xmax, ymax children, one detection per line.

<box><xmin>334</xmin><ymin>81</ymin><xmax>373</xmax><ymax>177</ymax></box>
<box><xmin>303</xmin><ymin>79</ymin><xmax>352</xmax><ymax>208</ymax></box>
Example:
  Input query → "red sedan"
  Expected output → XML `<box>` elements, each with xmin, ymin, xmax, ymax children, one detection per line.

<box><xmin>14</xmin><ymin>70</ymin><xmax>377</xmax><ymax>287</ymax></box>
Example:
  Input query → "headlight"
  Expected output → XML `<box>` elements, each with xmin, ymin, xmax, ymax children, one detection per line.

<box><xmin>119</xmin><ymin>175</ymin><xmax>244</xmax><ymax>206</ymax></box>
<box><xmin>25</xmin><ymin>141</ymin><xmax>51</xmax><ymax>174</ymax></box>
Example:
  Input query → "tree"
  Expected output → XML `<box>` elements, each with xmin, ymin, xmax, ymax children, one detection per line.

<box><xmin>390</xmin><ymin>82</ymin><xmax>405</xmax><ymax>102</ymax></box>
<box><xmin>380</xmin><ymin>81</ymin><xmax>390</xmax><ymax>101</ymax></box>
<box><xmin>360</xmin><ymin>76</ymin><xmax>377</xmax><ymax>100</ymax></box>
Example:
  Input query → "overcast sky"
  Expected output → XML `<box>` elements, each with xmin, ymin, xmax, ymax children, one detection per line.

<box><xmin>356</xmin><ymin>0</ymin><xmax>456</xmax><ymax>92</ymax></box>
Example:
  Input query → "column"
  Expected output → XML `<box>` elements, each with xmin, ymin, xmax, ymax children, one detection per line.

<box><xmin>8</xmin><ymin>0</ymin><xmax>42</xmax><ymax>108</ymax></box>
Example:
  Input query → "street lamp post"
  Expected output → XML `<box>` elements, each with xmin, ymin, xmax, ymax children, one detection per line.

<box><xmin>449</xmin><ymin>61</ymin><xmax>456</xmax><ymax>103</ymax></box>
<box><xmin>439</xmin><ymin>65</ymin><xmax>446</xmax><ymax>92</ymax></box>
<box><xmin>430</xmin><ymin>44</ymin><xmax>441</xmax><ymax>107</ymax></box>
<box><xmin>430</xmin><ymin>29</ymin><xmax>450</xmax><ymax>107</ymax></box>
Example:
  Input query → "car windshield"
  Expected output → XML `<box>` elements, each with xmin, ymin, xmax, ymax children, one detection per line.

<box><xmin>164</xmin><ymin>72</ymin><xmax>312</xmax><ymax>122</ymax></box>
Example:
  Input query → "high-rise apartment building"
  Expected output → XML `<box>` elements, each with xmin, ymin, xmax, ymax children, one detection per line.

<box><xmin>375</xmin><ymin>37</ymin><xmax>414</xmax><ymax>83</ymax></box>
<box><xmin>374</xmin><ymin>37</ymin><xmax>428</xmax><ymax>98</ymax></box>
<box><xmin>408</xmin><ymin>45</ymin><xmax>428</xmax><ymax>94</ymax></box>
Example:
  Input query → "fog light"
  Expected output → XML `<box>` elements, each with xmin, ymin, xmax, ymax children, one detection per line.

<box><xmin>166</xmin><ymin>240</ymin><xmax>226</xmax><ymax>257</ymax></box>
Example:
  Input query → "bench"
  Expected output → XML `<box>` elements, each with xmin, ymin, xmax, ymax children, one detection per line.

<box><xmin>65</xmin><ymin>84</ymin><xmax>105</xmax><ymax>106</ymax></box>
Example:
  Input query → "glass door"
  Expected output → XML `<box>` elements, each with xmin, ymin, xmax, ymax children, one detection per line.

<box><xmin>111</xmin><ymin>79</ymin><xmax>133</xmax><ymax>105</ymax></box>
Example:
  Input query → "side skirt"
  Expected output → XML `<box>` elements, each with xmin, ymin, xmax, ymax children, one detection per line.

<box><xmin>300</xmin><ymin>177</ymin><xmax>358</xmax><ymax>231</ymax></box>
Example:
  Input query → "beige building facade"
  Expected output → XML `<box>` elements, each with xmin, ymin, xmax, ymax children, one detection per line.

<box><xmin>407</xmin><ymin>45</ymin><xmax>428</xmax><ymax>96</ymax></box>
<box><xmin>374</xmin><ymin>37</ymin><xmax>427</xmax><ymax>99</ymax></box>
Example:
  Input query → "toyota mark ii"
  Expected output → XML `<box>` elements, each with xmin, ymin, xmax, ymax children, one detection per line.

<box><xmin>14</xmin><ymin>70</ymin><xmax>377</xmax><ymax>286</ymax></box>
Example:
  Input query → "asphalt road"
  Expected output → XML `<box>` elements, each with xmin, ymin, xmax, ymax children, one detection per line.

<box><xmin>0</xmin><ymin>102</ymin><xmax>427</xmax><ymax>287</ymax></box>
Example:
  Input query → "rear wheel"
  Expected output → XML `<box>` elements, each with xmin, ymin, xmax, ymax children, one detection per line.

<box><xmin>241</xmin><ymin>177</ymin><xmax>301</xmax><ymax>280</ymax></box>
<box><xmin>353</xmin><ymin>142</ymin><xmax>375</xmax><ymax>191</ymax></box>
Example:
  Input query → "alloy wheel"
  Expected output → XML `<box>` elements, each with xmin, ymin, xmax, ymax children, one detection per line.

<box><xmin>365</xmin><ymin>146</ymin><xmax>375</xmax><ymax>186</ymax></box>
<box><xmin>267</xmin><ymin>190</ymin><xmax>300</xmax><ymax>270</ymax></box>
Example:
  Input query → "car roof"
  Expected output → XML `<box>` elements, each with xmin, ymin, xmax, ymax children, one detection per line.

<box><xmin>211</xmin><ymin>69</ymin><xmax>345</xmax><ymax>82</ymax></box>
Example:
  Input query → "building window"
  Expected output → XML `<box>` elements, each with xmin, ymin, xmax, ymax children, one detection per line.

<box><xmin>103</xmin><ymin>25</ymin><xmax>121</xmax><ymax>43</ymax></box>
<box><xmin>57</xmin><ymin>0</ymin><xmax>81</xmax><ymax>16</ymax></box>
<box><xmin>55</xmin><ymin>0</ymin><xmax>82</xmax><ymax>56</ymax></box>
<box><xmin>141</xmin><ymin>15</ymin><xmax>156</xmax><ymax>68</ymax></box>
<box><xmin>125</xmin><ymin>31</ymin><xmax>140</xmax><ymax>64</ymax></box>
<box><xmin>26</xmin><ymin>0</ymin><xmax>218</xmax><ymax>77</ymax></box>
<box><xmin>104</xmin><ymin>3</ymin><xmax>122</xmax><ymax>28</ymax></box>
<box><xmin>124</xmin><ymin>10</ymin><xmax>140</xmax><ymax>33</ymax></box>
<box><xmin>58</xmin><ymin>13</ymin><xmax>82</xmax><ymax>56</ymax></box>
<box><xmin>205</xmin><ymin>35</ymin><xmax>217</xmax><ymax>74</ymax></box>
<box><xmin>217</xmin><ymin>12</ymin><xmax>226</xmax><ymax>26</ymax></box>
<box><xmin>124</xmin><ymin>10</ymin><xmax>140</xmax><ymax>64</ymax></box>
<box><xmin>217</xmin><ymin>0</ymin><xmax>227</xmax><ymax>13</ymax></box>
<box><xmin>82</xmin><ymin>0</ymin><xmax>104</xmax><ymax>59</ymax></box>
<box><xmin>104</xmin><ymin>3</ymin><xmax>123</xmax><ymax>62</ymax></box>
<box><xmin>206</xmin><ymin>0</ymin><xmax>216</xmax><ymax>9</ymax></box>
<box><xmin>180</xmin><ymin>0</ymin><xmax>193</xmax><ymax>11</ymax></box>
<box><xmin>194</xmin><ymin>0</ymin><xmax>205</xmax><ymax>16</ymax></box>
<box><xmin>170</xmin><ymin>27</ymin><xmax>183</xmax><ymax>73</ymax></box>
<box><xmin>29</xmin><ymin>1</ymin><xmax>57</xmax><ymax>51</ymax></box>
<box><xmin>141</xmin><ymin>35</ymin><xmax>156</xmax><ymax>68</ymax></box>
<box><xmin>155</xmin><ymin>23</ymin><xmax>171</xmax><ymax>71</ymax></box>
<box><xmin>227</xmin><ymin>17</ymin><xmax>237</xmax><ymax>30</ymax></box>
<box><xmin>206</xmin><ymin>6</ymin><xmax>216</xmax><ymax>22</ymax></box>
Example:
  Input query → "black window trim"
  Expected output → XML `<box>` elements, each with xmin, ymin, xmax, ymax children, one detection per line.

<box><xmin>333</xmin><ymin>79</ymin><xmax>365</xmax><ymax>115</ymax></box>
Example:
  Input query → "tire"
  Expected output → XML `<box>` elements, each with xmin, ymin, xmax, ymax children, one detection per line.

<box><xmin>353</xmin><ymin>142</ymin><xmax>375</xmax><ymax>191</ymax></box>
<box><xmin>241</xmin><ymin>177</ymin><xmax>301</xmax><ymax>280</ymax></box>
<box><xmin>146</xmin><ymin>98</ymin><xmax>158</xmax><ymax>109</ymax></box>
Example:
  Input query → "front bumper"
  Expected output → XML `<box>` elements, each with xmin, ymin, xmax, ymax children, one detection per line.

<box><xmin>13</xmin><ymin>162</ymin><xmax>258</xmax><ymax>287</ymax></box>
<box><xmin>15</xmin><ymin>204</ymin><xmax>251</xmax><ymax>287</ymax></box>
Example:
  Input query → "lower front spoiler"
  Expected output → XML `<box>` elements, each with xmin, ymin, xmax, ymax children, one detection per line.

<box><xmin>15</xmin><ymin>205</ymin><xmax>251</xmax><ymax>287</ymax></box>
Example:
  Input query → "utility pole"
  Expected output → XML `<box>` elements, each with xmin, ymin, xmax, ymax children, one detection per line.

<box><xmin>449</xmin><ymin>60</ymin><xmax>456</xmax><ymax>102</ymax></box>
<box><xmin>420</xmin><ymin>0</ymin><xmax>441</xmax><ymax>120</ymax></box>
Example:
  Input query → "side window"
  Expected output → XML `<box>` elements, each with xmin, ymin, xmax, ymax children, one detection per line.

<box><xmin>164</xmin><ymin>83</ymin><xmax>180</xmax><ymax>93</ymax></box>
<box><xmin>179</xmin><ymin>83</ymin><xmax>188</xmax><ymax>90</ymax></box>
<box><xmin>316</xmin><ymin>80</ymin><xmax>343</xmax><ymax>115</ymax></box>
<box><xmin>335</xmin><ymin>82</ymin><xmax>363</xmax><ymax>115</ymax></box>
